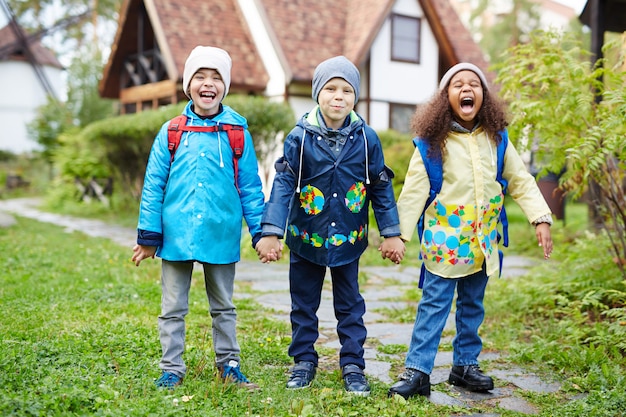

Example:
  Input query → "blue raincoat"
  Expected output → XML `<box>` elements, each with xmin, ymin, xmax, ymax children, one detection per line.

<box><xmin>137</xmin><ymin>101</ymin><xmax>264</xmax><ymax>264</ymax></box>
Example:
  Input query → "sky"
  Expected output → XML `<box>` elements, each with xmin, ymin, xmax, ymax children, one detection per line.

<box><xmin>553</xmin><ymin>0</ymin><xmax>586</xmax><ymax>14</ymax></box>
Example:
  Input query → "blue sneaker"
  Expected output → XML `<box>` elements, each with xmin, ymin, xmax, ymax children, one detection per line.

<box><xmin>219</xmin><ymin>360</ymin><xmax>260</xmax><ymax>391</ymax></box>
<box><xmin>154</xmin><ymin>371</ymin><xmax>183</xmax><ymax>389</ymax></box>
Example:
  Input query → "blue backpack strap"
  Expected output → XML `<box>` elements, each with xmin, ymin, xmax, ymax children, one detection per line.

<box><xmin>496</xmin><ymin>130</ymin><xmax>509</xmax><ymax>248</ymax></box>
<box><xmin>495</xmin><ymin>129</ymin><xmax>509</xmax><ymax>277</ymax></box>
<box><xmin>413</xmin><ymin>137</ymin><xmax>442</xmax><ymax>288</ymax></box>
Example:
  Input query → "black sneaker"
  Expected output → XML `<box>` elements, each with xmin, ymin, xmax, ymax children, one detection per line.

<box><xmin>342</xmin><ymin>364</ymin><xmax>370</xmax><ymax>396</ymax></box>
<box><xmin>286</xmin><ymin>361</ymin><xmax>316</xmax><ymax>389</ymax></box>
<box><xmin>387</xmin><ymin>368</ymin><xmax>430</xmax><ymax>398</ymax></box>
<box><xmin>448</xmin><ymin>365</ymin><xmax>494</xmax><ymax>392</ymax></box>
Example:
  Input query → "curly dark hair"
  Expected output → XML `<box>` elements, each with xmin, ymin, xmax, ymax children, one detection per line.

<box><xmin>410</xmin><ymin>85</ymin><xmax>509</xmax><ymax>161</ymax></box>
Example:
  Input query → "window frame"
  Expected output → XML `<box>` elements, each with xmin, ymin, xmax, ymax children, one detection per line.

<box><xmin>390</xmin><ymin>14</ymin><xmax>421</xmax><ymax>64</ymax></box>
<box><xmin>389</xmin><ymin>102</ymin><xmax>416</xmax><ymax>133</ymax></box>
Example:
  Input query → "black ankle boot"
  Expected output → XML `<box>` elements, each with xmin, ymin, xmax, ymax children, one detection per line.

<box><xmin>387</xmin><ymin>368</ymin><xmax>430</xmax><ymax>399</ymax></box>
<box><xmin>448</xmin><ymin>365</ymin><xmax>494</xmax><ymax>392</ymax></box>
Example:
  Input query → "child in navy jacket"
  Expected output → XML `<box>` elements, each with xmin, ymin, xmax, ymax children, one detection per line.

<box><xmin>257</xmin><ymin>56</ymin><xmax>405</xmax><ymax>396</ymax></box>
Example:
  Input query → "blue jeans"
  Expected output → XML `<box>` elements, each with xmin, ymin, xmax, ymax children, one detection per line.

<box><xmin>405</xmin><ymin>267</ymin><xmax>489</xmax><ymax>374</ymax></box>
<box><xmin>158</xmin><ymin>260</ymin><xmax>239</xmax><ymax>377</ymax></box>
<box><xmin>288</xmin><ymin>252</ymin><xmax>366</xmax><ymax>369</ymax></box>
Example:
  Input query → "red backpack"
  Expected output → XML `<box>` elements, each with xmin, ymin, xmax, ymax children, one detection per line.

<box><xmin>167</xmin><ymin>114</ymin><xmax>245</xmax><ymax>191</ymax></box>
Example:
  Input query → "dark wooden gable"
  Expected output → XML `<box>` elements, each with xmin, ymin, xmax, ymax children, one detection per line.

<box><xmin>100</xmin><ymin>0</ymin><xmax>176</xmax><ymax>113</ymax></box>
<box><xmin>100</xmin><ymin>0</ymin><xmax>268</xmax><ymax>114</ymax></box>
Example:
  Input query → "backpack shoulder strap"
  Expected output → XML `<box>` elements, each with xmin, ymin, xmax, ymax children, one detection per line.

<box><xmin>167</xmin><ymin>115</ymin><xmax>188</xmax><ymax>162</ymax></box>
<box><xmin>413</xmin><ymin>137</ymin><xmax>442</xmax><ymax>289</ymax></box>
<box><xmin>413</xmin><ymin>137</ymin><xmax>442</xmax><ymax>240</ymax></box>
<box><xmin>166</xmin><ymin>118</ymin><xmax>246</xmax><ymax>192</ymax></box>
<box><xmin>496</xmin><ymin>129</ymin><xmax>509</xmax><ymax>193</ymax></box>
<box><xmin>496</xmin><ymin>129</ymin><xmax>510</xmax><ymax>248</ymax></box>
<box><xmin>220</xmin><ymin>125</ymin><xmax>245</xmax><ymax>159</ymax></box>
<box><xmin>220</xmin><ymin>125</ymin><xmax>245</xmax><ymax>192</ymax></box>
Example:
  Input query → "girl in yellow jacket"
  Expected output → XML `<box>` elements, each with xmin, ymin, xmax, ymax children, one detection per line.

<box><xmin>383</xmin><ymin>63</ymin><xmax>553</xmax><ymax>399</ymax></box>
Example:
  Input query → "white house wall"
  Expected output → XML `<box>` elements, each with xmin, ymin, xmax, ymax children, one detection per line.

<box><xmin>0</xmin><ymin>61</ymin><xmax>64</xmax><ymax>154</ymax></box>
<box><xmin>237</xmin><ymin>0</ymin><xmax>287</xmax><ymax>100</ymax></box>
<box><xmin>288</xmin><ymin>96</ymin><xmax>316</xmax><ymax>121</ymax></box>
<box><xmin>366</xmin><ymin>0</ymin><xmax>439</xmax><ymax>131</ymax></box>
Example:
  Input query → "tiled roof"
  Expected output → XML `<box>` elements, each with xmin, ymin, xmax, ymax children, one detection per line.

<box><xmin>0</xmin><ymin>24</ymin><xmax>63</xmax><ymax>69</ymax></box>
<box><xmin>151</xmin><ymin>0</ymin><xmax>268</xmax><ymax>91</ymax></box>
<box><xmin>343</xmin><ymin>0</ymin><xmax>395</xmax><ymax>64</ymax></box>
<box><xmin>100</xmin><ymin>0</ymin><xmax>489</xmax><ymax>97</ymax></box>
<box><xmin>258</xmin><ymin>0</ymin><xmax>395</xmax><ymax>82</ymax></box>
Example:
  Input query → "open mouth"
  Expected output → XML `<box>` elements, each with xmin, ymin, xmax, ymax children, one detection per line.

<box><xmin>460</xmin><ymin>97</ymin><xmax>474</xmax><ymax>111</ymax></box>
<box><xmin>200</xmin><ymin>91</ymin><xmax>216</xmax><ymax>99</ymax></box>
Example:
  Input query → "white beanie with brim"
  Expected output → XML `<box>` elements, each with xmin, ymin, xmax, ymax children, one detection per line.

<box><xmin>183</xmin><ymin>46</ymin><xmax>232</xmax><ymax>99</ymax></box>
<box><xmin>439</xmin><ymin>62</ymin><xmax>488</xmax><ymax>91</ymax></box>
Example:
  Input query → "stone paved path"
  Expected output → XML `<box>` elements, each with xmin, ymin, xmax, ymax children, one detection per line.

<box><xmin>0</xmin><ymin>197</ymin><xmax>561</xmax><ymax>415</ymax></box>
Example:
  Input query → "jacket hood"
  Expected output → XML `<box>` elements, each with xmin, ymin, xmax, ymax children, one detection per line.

<box><xmin>297</xmin><ymin>106</ymin><xmax>363</xmax><ymax>136</ymax></box>
<box><xmin>292</xmin><ymin>106</ymin><xmax>370</xmax><ymax>193</ymax></box>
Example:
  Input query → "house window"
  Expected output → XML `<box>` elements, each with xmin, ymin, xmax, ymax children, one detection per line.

<box><xmin>391</xmin><ymin>14</ymin><xmax>421</xmax><ymax>63</ymax></box>
<box><xmin>390</xmin><ymin>103</ymin><xmax>416</xmax><ymax>133</ymax></box>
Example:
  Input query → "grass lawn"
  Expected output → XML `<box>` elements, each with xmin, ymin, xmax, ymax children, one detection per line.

<box><xmin>1</xmin><ymin>199</ymin><xmax>625</xmax><ymax>416</ymax></box>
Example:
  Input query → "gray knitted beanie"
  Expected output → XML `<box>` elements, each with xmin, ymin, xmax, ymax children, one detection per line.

<box><xmin>312</xmin><ymin>56</ymin><xmax>361</xmax><ymax>103</ymax></box>
<box><xmin>439</xmin><ymin>62</ymin><xmax>488</xmax><ymax>91</ymax></box>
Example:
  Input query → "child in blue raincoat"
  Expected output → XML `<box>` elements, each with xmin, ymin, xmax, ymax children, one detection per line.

<box><xmin>132</xmin><ymin>46</ymin><xmax>264</xmax><ymax>391</ymax></box>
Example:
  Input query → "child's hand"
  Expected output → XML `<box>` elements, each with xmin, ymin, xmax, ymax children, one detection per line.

<box><xmin>255</xmin><ymin>236</ymin><xmax>282</xmax><ymax>263</ymax></box>
<box><xmin>378</xmin><ymin>236</ymin><xmax>406</xmax><ymax>264</ymax></box>
<box><xmin>132</xmin><ymin>244</ymin><xmax>157</xmax><ymax>266</ymax></box>
<box><xmin>535</xmin><ymin>223</ymin><xmax>553</xmax><ymax>259</ymax></box>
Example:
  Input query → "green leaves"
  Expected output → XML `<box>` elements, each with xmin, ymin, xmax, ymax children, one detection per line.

<box><xmin>495</xmin><ymin>29</ymin><xmax>626</xmax><ymax>278</ymax></box>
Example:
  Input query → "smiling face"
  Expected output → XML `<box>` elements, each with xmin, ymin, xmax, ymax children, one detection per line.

<box><xmin>317</xmin><ymin>77</ymin><xmax>356</xmax><ymax>130</ymax></box>
<box><xmin>188</xmin><ymin>68</ymin><xmax>225</xmax><ymax>116</ymax></box>
<box><xmin>447</xmin><ymin>70</ymin><xmax>484</xmax><ymax>131</ymax></box>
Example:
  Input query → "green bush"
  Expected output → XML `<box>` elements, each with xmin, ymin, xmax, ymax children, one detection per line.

<box><xmin>495</xmin><ymin>30</ymin><xmax>626</xmax><ymax>279</ymax></box>
<box><xmin>49</xmin><ymin>96</ymin><xmax>294</xmax><ymax>207</ymax></box>
<box><xmin>377</xmin><ymin>130</ymin><xmax>414</xmax><ymax>196</ymax></box>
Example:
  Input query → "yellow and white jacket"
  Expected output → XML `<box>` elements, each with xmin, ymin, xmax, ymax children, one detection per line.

<box><xmin>397</xmin><ymin>126</ymin><xmax>551</xmax><ymax>278</ymax></box>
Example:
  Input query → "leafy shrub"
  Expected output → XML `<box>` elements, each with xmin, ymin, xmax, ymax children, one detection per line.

<box><xmin>496</xmin><ymin>30</ymin><xmax>626</xmax><ymax>278</ymax></box>
<box><xmin>50</xmin><ymin>96</ymin><xmax>294</xmax><ymax>205</ymax></box>
<box><xmin>377</xmin><ymin>129</ymin><xmax>414</xmax><ymax>196</ymax></box>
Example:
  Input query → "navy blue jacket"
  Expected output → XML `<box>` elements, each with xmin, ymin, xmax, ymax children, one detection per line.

<box><xmin>262</xmin><ymin>107</ymin><xmax>400</xmax><ymax>267</ymax></box>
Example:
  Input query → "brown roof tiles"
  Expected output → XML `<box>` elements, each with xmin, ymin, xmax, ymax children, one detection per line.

<box><xmin>100</xmin><ymin>0</ymin><xmax>489</xmax><ymax>98</ymax></box>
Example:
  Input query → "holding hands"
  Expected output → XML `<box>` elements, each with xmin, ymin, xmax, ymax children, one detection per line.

<box><xmin>255</xmin><ymin>236</ymin><xmax>283</xmax><ymax>263</ymax></box>
<box><xmin>379</xmin><ymin>236</ymin><xmax>406</xmax><ymax>264</ymax></box>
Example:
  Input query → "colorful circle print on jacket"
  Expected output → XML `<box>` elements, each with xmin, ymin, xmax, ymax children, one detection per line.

<box><xmin>300</xmin><ymin>184</ymin><xmax>324</xmax><ymax>215</ymax></box>
<box><xmin>293</xmin><ymin>182</ymin><xmax>368</xmax><ymax>249</ymax></box>
<box><xmin>345</xmin><ymin>182</ymin><xmax>366</xmax><ymax>213</ymax></box>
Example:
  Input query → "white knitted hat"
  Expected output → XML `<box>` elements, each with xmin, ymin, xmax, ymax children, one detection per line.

<box><xmin>439</xmin><ymin>62</ymin><xmax>488</xmax><ymax>91</ymax></box>
<box><xmin>182</xmin><ymin>46</ymin><xmax>232</xmax><ymax>99</ymax></box>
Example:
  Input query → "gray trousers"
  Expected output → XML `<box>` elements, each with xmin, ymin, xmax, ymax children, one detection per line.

<box><xmin>158</xmin><ymin>260</ymin><xmax>240</xmax><ymax>377</ymax></box>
